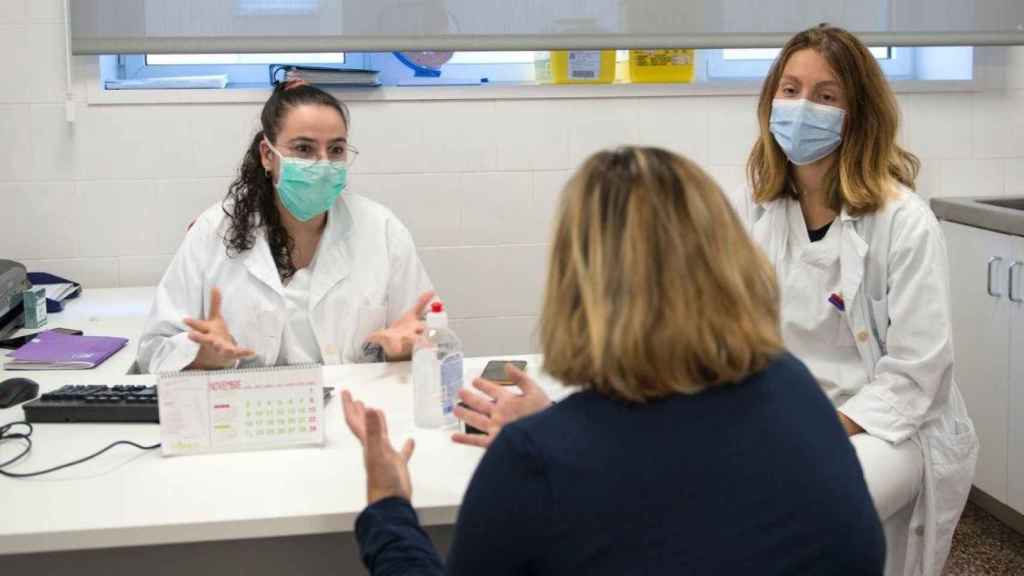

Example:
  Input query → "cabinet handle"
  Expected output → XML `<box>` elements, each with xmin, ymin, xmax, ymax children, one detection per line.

<box><xmin>1010</xmin><ymin>261</ymin><xmax>1023</xmax><ymax>303</ymax></box>
<box><xmin>988</xmin><ymin>256</ymin><xmax>1004</xmax><ymax>298</ymax></box>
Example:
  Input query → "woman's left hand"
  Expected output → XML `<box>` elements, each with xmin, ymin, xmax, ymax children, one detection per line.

<box><xmin>452</xmin><ymin>365</ymin><xmax>553</xmax><ymax>449</ymax></box>
<box><xmin>838</xmin><ymin>411</ymin><xmax>866</xmax><ymax>437</ymax></box>
<box><xmin>366</xmin><ymin>291</ymin><xmax>436</xmax><ymax>361</ymax></box>
<box><xmin>342</xmin><ymin>390</ymin><xmax>415</xmax><ymax>504</ymax></box>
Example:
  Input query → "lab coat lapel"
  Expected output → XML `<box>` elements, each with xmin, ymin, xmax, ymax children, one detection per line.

<box><xmin>309</xmin><ymin>199</ymin><xmax>353</xmax><ymax>312</ymax></box>
<box><xmin>242</xmin><ymin>231</ymin><xmax>285</xmax><ymax>296</ymax></box>
<box><xmin>752</xmin><ymin>199</ymin><xmax>788</xmax><ymax>270</ymax></box>
<box><xmin>838</xmin><ymin>209</ymin><xmax>879</xmax><ymax>378</ymax></box>
<box><xmin>838</xmin><ymin>209</ymin><xmax>868</xmax><ymax>311</ymax></box>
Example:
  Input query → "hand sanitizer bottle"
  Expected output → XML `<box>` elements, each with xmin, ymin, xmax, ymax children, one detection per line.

<box><xmin>412</xmin><ymin>301</ymin><xmax>463</xmax><ymax>429</ymax></box>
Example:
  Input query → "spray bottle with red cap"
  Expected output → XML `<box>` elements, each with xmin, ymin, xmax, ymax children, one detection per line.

<box><xmin>412</xmin><ymin>301</ymin><xmax>464</xmax><ymax>428</ymax></box>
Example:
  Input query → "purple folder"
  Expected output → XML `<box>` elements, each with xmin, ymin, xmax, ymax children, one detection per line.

<box><xmin>5</xmin><ymin>330</ymin><xmax>128</xmax><ymax>370</ymax></box>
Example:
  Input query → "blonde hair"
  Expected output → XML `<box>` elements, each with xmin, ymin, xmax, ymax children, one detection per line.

<box><xmin>540</xmin><ymin>147</ymin><xmax>783</xmax><ymax>402</ymax></box>
<box><xmin>747</xmin><ymin>24</ymin><xmax>920</xmax><ymax>215</ymax></box>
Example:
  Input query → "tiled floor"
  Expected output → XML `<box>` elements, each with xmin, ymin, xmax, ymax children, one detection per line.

<box><xmin>944</xmin><ymin>501</ymin><xmax>1024</xmax><ymax>575</ymax></box>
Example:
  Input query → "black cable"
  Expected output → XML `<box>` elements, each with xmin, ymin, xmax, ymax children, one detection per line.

<box><xmin>0</xmin><ymin>421</ymin><xmax>160</xmax><ymax>478</ymax></box>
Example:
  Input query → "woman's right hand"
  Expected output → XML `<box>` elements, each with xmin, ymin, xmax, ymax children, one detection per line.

<box><xmin>342</xmin><ymin>390</ymin><xmax>415</xmax><ymax>504</ymax></box>
<box><xmin>452</xmin><ymin>365</ymin><xmax>553</xmax><ymax>449</ymax></box>
<box><xmin>183</xmin><ymin>287</ymin><xmax>255</xmax><ymax>370</ymax></box>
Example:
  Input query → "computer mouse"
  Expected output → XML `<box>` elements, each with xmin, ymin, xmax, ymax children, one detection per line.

<box><xmin>0</xmin><ymin>377</ymin><xmax>39</xmax><ymax>408</ymax></box>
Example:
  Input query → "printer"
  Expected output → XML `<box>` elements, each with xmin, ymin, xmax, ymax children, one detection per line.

<box><xmin>0</xmin><ymin>260</ymin><xmax>30</xmax><ymax>338</ymax></box>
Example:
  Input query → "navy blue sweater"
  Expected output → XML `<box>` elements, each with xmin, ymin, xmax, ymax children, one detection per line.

<box><xmin>356</xmin><ymin>353</ymin><xmax>884</xmax><ymax>575</ymax></box>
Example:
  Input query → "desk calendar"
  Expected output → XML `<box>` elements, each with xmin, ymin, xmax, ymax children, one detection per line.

<box><xmin>157</xmin><ymin>364</ymin><xmax>324</xmax><ymax>456</ymax></box>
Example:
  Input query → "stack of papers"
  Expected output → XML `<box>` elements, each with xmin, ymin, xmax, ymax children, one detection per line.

<box><xmin>272</xmin><ymin>65</ymin><xmax>381</xmax><ymax>87</ymax></box>
<box><xmin>42</xmin><ymin>282</ymin><xmax>78</xmax><ymax>303</ymax></box>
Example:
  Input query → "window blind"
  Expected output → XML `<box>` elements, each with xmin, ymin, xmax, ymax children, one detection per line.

<box><xmin>70</xmin><ymin>0</ymin><xmax>1024</xmax><ymax>55</ymax></box>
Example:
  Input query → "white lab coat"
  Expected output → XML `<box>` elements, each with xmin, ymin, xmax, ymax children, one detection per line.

<box><xmin>727</xmin><ymin>185</ymin><xmax>978</xmax><ymax>576</ymax></box>
<box><xmin>137</xmin><ymin>193</ymin><xmax>434</xmax><ymax>373</ymax></box>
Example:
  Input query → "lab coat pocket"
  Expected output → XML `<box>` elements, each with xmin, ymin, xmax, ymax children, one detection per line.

<box><xmin>242</xmin><ymin>308</ymin><xmax>279</xmax><ymax>366</ymax></box>
<box><xmin>929</xmin><ymin>416</ymin><xmax>976</xmax><ymax>476</ymax></box>
<box><xmin>836</xmin><ymin>313</ymin><xmax>858</xmax><ymax>347</ymax></box>
<box><xmin>351</xmin><ymin>305</ymin><xmax>388</xmax><ymax>359</ymax></box>
<box><xmin>927</xmin><ymin>413</ymin><xmax>978</xmax><ymax>558</ymax></box>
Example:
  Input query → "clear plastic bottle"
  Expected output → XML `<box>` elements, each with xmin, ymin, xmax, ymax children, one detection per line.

<box><xmin>412</xmin><ymin>302</ymin><xmax>464</xmax><ymax>429</ymax></box>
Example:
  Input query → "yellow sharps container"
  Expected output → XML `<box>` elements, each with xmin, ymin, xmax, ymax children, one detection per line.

<box><xmin>628</xmin><ymin>50</ymin><xmax>695</xmax><ymax>83</ymax></box>
<box><xmin>535</xmin><ymin>50</ymin><xmax>616</xmax><ymax>84</ymax></box>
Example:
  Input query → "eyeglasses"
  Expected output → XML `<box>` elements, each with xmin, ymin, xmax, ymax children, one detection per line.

<box><xmin>279</xmin><ymin>142</ymin><xmax>360</xmax><ymax>168</ymax></box>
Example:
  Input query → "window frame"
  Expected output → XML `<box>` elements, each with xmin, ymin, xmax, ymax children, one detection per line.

<box><xmin>235</xmin><ymin>0</ymin><xmax>320</xmax><ymax>17</ymax></box>
<box><xmin>706</xmin><ymin>47</ymin><xmax>916</xmax><ymax>80</ymax></box>
<box><xmin>118</xmin><ymin>53</ymin><xmax>367</xmax><ymax>87</ymax></box>
<box><xmin>106</xmin><ymin>46</ymin><xmax>973</xmax><ymax>92</ymax></box>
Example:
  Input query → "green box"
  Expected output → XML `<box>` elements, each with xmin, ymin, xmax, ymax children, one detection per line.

<box><xmin>23</xmin><ymin>286</ymin><xmax>47</xmax><ymax>329</ymax></box>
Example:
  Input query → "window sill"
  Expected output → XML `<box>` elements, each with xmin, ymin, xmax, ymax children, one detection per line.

<box><xmin>86</xmin><ymin>78</ymin><xmax>981</xmax><ymax>106</ymax></box>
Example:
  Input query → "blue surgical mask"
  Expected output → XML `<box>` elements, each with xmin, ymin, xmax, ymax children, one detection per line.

<box><xmin>769</xmin><ymin>99</ymin><xmax>846</xmax><ymax>166</ymax></box>
<box><xmin>265</xmin><ymin>139</ymin><xmax>348</xmax><ymax>222</ymax></box>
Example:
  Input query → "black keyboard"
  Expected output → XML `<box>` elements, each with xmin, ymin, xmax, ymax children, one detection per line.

<box><xmin>22</xmin><ymin>385</ymin><xmax>159</xmax><ymax>423</ymax></box>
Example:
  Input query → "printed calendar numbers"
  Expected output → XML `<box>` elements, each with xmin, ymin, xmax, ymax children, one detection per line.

<box><xmin>237</xmin><ymin>386</ymin><xmax>320</xmax><ymax>439</ymax></box>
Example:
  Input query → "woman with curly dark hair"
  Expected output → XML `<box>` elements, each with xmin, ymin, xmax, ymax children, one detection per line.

<box><xmin>137</xmin><ymin>80</ymin><xmax>434</xmax><ymax>373</ymax></box>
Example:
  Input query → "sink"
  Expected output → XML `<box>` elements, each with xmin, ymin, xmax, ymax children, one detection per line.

<box><xmin>976</xmin><ymin>198</ymin><xmax>1024</xmax><ymax>211</ymax></box>
<box><xmin>931</xmin><ymin>196</ymin><xmax>1024</xmax><ymax>238</ymax></box>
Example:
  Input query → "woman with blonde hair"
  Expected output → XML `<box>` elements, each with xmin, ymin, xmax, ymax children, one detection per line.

<box><xmin>728</xmin><ymin>24</ymin><xmax>977</xmax><ymax>575</ymax></box>
<box><xmin>343</xmin><ymin>147</ymin><xmax>884</xmax><ymax>575</ymax></box>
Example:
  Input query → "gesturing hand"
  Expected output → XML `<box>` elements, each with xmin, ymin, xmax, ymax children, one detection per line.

<box><xmin>365</xmin><ymin>291</ymin><xmax>436</xmax><ymax>361</ymax></box>
<box><xmin>183</xmin><ymin>287</ymin><xmax>255</xmax><ymax>370</ymax></box>
<box><xmin>451</xmin><ymin>364</ymin><xmax>553</xmax><ymax>449</ymax></box>
<box><xmin>342</xmin><ymin>390</ymin><xmax>415</xmax><ymax>504</ymax></box>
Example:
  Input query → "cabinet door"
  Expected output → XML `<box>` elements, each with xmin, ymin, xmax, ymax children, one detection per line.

<box><xmin>1006</xmin><ymin>235</ymin><xmax>1024</xmax><ymax>512</ymax></box>
<box><xmin>942</xmin><ymin>221</ymin><xmax>1012</xmax><ymax>502</ymax></box>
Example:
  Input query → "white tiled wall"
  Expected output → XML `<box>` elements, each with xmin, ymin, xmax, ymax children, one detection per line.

<box><xmin>3</xmin><ymin>2</ymin><xmax>1024</xmax><ymax>355</ymax></box>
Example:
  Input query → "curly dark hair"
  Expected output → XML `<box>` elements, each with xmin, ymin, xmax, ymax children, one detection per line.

<box><xmin>222</xmin><ymin>82</ymin><xmax>350</xmax><ymax>281</ymax></box>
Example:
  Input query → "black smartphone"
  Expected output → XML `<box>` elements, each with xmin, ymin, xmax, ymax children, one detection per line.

<box><xmin>480</xmin><ymin>360</ymin><xmax>528</xmax><ymax>385</ymax></box>
<box><xmin>0</xmin><ymin>327</ymin><xmax>84</xmax><ymax>350</ymax></box>
<box><xmin>460</xmin><ymin>360</ymin><xmax>530</xmax><ymax>435</ymax></box>
<box><xmin>458</xmin><ymin>401</ymin><xmax>485</xmax><ymax>435</ymax></box>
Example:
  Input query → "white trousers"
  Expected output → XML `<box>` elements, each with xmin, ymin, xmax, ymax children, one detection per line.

<box><xmin>851</xmin><ymin>433</ymin><xmax>924</xmax><ymax>576</ymax></box>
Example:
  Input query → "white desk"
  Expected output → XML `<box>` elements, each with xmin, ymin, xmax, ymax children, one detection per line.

<box><xmin>0</xmin><ymin>287</ymin><xmax>567</xmax><ymax>565</ymax></box>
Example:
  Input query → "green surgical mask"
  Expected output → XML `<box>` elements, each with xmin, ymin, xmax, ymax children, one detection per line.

<box><xmin>265</xmin><ymin>139</ymin><xmax>348</xmax><ymax>222</ymax></box>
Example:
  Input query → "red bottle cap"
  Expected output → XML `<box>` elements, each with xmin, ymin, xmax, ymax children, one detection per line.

<box><xmin>431</xmin><ymin>301</ymin><xmax>444</xmax><ymax>313</ymax></box>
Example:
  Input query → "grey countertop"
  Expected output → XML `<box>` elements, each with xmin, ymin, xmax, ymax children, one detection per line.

<box><xmin>931</xmin><ymin>196</ymin><xmax>1024</xmax><ymax>238</ymax></box>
